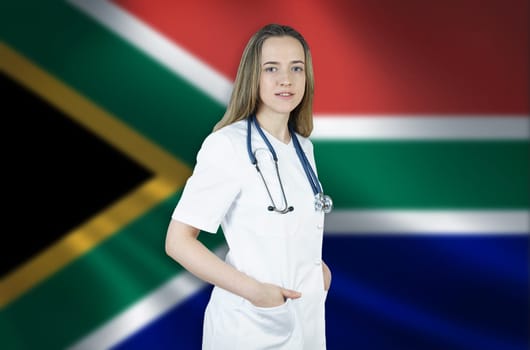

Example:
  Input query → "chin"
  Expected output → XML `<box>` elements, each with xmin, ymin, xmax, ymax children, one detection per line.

<box><xmin>276</xmin><ymin>104</ymin><xmax>300</xmax><ymax>114</ymax></box>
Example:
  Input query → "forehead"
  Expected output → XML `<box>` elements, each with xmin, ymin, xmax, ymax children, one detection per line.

<box><xmin>260</xmin><ymin>36</ymin><xmax>305</xmax><ymax>63</ymax></box>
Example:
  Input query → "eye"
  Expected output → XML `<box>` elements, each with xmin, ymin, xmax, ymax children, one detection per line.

<box><xmin>292</xmin><ymin>66</ymin><xmax>304</xmax><ymax>72</ymax></box>
<box><xmin>264</xmin><ymin>66</ymin><xmax>277</xmax><ymax>72</ymax></box>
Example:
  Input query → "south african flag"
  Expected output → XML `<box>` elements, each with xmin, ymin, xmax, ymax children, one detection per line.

<box><xmin>1</xmin><ymin>1</ymin><xmax>528</xmax><ymax>349</ymax></box>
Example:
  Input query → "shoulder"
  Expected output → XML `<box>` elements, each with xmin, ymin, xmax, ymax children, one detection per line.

<box><xmin>213</xmin><ymin>119</ymin><xmax>247</xmax><ymax>144</ymax></box>
<box><xmin>198</xmin><ymin>120</ymin><xmax>248</xmax><ymax>160</ymax></box>
<box><xmin>202</xmin><ymin>120</ymin><xmax>244</xmax><ymax>145</ymax></box>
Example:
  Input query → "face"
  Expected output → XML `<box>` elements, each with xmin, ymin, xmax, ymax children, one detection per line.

<box><xmin>257</xmin><ymin>36</ymin><xmax>306</xmax><ymax>118</ymax></box>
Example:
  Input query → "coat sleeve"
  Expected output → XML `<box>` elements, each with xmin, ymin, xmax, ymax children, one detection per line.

<box><xmin>171</xmin><ymin>131</ymin><xmax>242</xmax><ymax>233</ymax></box>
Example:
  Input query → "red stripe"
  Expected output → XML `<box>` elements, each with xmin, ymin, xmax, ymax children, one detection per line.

<box><xmin>113</xmin><ymin>0</ymin><xmax>528</xmax><ymax>114</ymax></box>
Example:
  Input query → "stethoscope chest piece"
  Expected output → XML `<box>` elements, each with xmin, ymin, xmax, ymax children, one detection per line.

<box><xmin>314</xmin><ymin>193</ymin><xmax>333</xmax><ymax>214</ymax></box>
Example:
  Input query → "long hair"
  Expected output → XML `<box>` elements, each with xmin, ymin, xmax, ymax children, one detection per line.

<box><xmin>213</xmin><ymin>23</ymin><xmax>314</xmax><ymax>137</ymax></box>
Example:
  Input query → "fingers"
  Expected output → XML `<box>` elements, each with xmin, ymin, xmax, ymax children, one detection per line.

<box><xmin>281</xmin><ymin>288</ymin><xmax>302</xmax><ymax>300</ymax></box>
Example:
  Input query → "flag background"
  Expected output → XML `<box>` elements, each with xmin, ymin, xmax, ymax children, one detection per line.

<box><xmin>1</xmin><ymin>1</ymin><xmax>528</xmax><ymax>349</ymax></box>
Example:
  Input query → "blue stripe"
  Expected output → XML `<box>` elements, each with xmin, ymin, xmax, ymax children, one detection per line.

<box><xmin>112</xmin><ymin>235</ymin><xmax>529</xmax><ymax>350</ymax></box>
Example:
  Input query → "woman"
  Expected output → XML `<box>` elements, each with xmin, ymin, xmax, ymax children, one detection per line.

<box><xmin>165</xmin><ymin>23</ymin><xmax>332</xmax><ymax>349</ymax></box>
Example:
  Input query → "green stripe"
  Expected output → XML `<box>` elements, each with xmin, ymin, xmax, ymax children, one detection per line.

<box><xmin>0</xmin><ymin>193</ymin><xmax>226</xmax><ymax>349</ymax></box>
<box><xmin>1</xmin><ymin>1</ymin><xmax>224</xmax><ymax>166</ymax></box>
<box><xmin>316</xmin><ymin>140</ymin><xmax>529</xmax><ymax>208</ymax></box>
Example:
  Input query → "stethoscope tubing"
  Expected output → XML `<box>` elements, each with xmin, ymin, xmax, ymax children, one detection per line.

<box><xmin>247</xmin><ymin>115</ymin><xmax>330</xmax><ymax>214</ymax></box>
<box><xmin>289</xmin><ymin>123</ymin><xmax>322</xmax><ymax>195</ymax></box>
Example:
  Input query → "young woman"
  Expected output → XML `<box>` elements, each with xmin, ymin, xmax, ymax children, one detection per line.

<box><xmin>165</xmin><ymin>23</ymin><xmax>333</xmax><ymax>350</ymax></box>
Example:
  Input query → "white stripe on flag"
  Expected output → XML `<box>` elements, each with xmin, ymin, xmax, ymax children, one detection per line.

<box><xmin>67</xmin><ymin>0</ymin><xmax>530</xmax><ymax>140</ymax></box>
<box><xmin>67</xmin><ymin>0</ymin><xmax>233</xmax><ymax>105</ymax></box>
<box><xmin>68</xmin><ymin>273</ymin><xmax>205</xmax><ymax>349</ymax></box>
<box><xmin>325</xmin><ymin>210</ymin><xmax>530</xmax><ymax>234</ymax></box>
<box><xmin>66</xmin><ymin>245</ymin><xmax>228</xmax><ymax>350</ymax></box>
<box><xmin>312</xmin><ymin>115</ymin><xmax>530</xmax><ymax>140</ymax></box>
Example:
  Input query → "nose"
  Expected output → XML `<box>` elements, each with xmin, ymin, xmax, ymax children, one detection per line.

<box><xmin>278</xmin><ymin>70</ymin><xmax>292</xmax><ymax>86</ymax></box>
<box><xmin>279</xmin><ymin>77</ymin><xmax>291</xmax><ymax>86</ymax></box>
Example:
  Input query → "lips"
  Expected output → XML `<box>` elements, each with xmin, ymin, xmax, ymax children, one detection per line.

<box><xmin>275</xmin><ymin>92</ymin><xmax>294</xmax><ymax>97</ymax></box>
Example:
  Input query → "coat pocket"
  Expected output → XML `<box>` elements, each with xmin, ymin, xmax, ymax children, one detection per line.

<box><xmin>236</xmin><ymin>298</ymin><xmax>296</xmax><ymax>348</ymax></box>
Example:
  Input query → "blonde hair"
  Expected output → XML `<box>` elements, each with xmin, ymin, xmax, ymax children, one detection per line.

<box><xmin>213</xmin><ymin>23</ymin><xmax>314</xmax><ymax>137</ymax></box>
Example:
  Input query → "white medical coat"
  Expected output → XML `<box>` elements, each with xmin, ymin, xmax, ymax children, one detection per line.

<box><xmin>172</xmin><ymin>119</ymin><xmax>327</xmax><ymax>349</ymax></box>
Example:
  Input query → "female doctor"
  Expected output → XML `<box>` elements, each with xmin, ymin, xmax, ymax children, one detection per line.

<box><xmin>165</xmin><ymin>23</ymin><xmax>332</xmax><ymax>349</ymax></box>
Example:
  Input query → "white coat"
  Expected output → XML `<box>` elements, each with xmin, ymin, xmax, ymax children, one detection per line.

<box><xmin>172</xmin><ymin>119</ymin><xmax>327</xmax><ymax>349</ymax></box>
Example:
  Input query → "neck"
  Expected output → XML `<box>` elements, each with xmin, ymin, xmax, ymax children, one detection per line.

<box><xmin>256</xmin><ymin>112</ymin><xmax>290</xmax><ymax>144</ymax></box>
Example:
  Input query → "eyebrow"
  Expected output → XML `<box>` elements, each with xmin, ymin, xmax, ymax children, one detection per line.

<box><xmin>263</xmin><ymin>60</ymin><xmax>305</xmax><ymax>66</ymax></box>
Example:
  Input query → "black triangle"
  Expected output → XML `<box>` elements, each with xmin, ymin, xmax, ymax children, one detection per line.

<box><xmin>1</xmin><ymin>72</ymin><xmax>153</xmax><ymax>277</ymax></box>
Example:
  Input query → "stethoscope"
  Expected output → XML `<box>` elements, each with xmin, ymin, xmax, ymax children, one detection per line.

<box><xmin>246</xmin><ymin>115</ymin><xmax>333</xmax><ymax>214</ymax></box>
